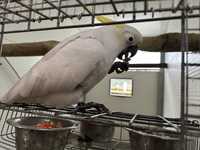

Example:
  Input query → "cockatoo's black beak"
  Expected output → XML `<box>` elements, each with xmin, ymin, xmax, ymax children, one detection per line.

<box><xmin>117</xmin><ymin>45</ymin><xmax>138</xmax><ymax>61</ymax></box>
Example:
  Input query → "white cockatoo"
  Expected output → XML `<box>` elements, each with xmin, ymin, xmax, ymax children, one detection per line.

<box><xmin>0</xmin><ymin>16</ymin><xmax>142</xmax><ymax>108</ymax></box>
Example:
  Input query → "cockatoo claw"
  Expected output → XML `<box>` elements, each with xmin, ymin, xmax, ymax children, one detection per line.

<box><xmin>72</xmin><ymin>102</ymin><xmax>87</xmax><ymax>114</ymax></box>
<box><xmin>108</xmin><ymin>61</ymin><xmax>129</xmax><ymax>74</ymax></box>
<box><xmin>73</xmin><ymin>102</ymin><xmax>110</xmax><ymax>114</ymax></box>
<box><xmin>88</xmin><ymin>102</ymin><xmax>110</xmax><ymax>113</ymax></box>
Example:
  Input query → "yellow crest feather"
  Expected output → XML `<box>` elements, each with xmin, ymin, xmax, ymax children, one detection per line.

<box><xmin>96</xmin><ymin>16</ymin><xmax>113</xmax><ymax>23</ymax></box>
<box><xmin>96</xmin><ymin>16</ymin><xmax>125</xmax><ymax>29</ymax></box>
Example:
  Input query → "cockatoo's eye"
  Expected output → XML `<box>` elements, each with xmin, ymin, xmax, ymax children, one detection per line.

<box><xmin>129</xmin><ymin>37</ymin><xmax>133</xmax><ymax>42</ymax></box>
<box><xmin>124</xmin><ymin>32</ymin><xmax>135</xmax><ymax>44</ymax></box>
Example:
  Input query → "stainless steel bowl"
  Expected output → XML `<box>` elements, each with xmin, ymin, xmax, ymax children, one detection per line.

<box><xmin>127</xmin><ymin>128</ymin><xmax>181</xmax><ymax>150</ymax></box>
<box><xmin>7</xmin><ymin>117</ymin><xmax>76</xmax><ymax>150</ymax></box>
<box><xmin>80</xmin><ymin>119</ymin><xmax>115</xmax><ymax>143</ymax></box>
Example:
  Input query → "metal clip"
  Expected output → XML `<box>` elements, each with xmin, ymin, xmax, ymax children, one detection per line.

<box><xmin>77</xmin><ymin>13</ymin><xmax>83</xmax><ymax>20</ymax></box>
<box><xmin>73</xmin><ymin>7</ymin><xmax>76</xmax><ymax>18</ymax></box>
<box><xmin>129</xmin><ymin>114</ymin><xmax>137</xmax><ymax>126</ymax></box>
<box><xmin>150</xmin><ymin>7</ymin><xmax>154</xmax><ymax>18</ymax></box>
<box><xmin>90</xmin><ymin>113</ymin><xmax>108</xmax><ymax>119</ymax></box>
<box><xmin>60</xmin><ymin>15</ymin><xmax>64</xmax><ymax>23</ymax></box>
<box><xmin>121</xmin><ymin>9</ymin><xmax>125</xmax><ymax>18</ymax></box>
<box><xmin>37</xmin><ymin>16</ymin><xmax>42</xmax><ymax>23</ymax></box>
<box><xmin>158</xmin><ymin>115</ymin><xmax>180</xmax><ymax>132</ymax></box>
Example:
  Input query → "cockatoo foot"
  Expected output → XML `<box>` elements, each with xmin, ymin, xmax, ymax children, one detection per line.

<box><xmin>108</xmin><ymin>61</ymin><xmax>129</xmax><ymax>74</ymax></box>
<box><xmin>73</xmin><ymin>102</ymin><xmax>110</xmax><ymax>114</ymax></box>
<box><xmin>78</xmin><ymin>136</ymin><xmax>92</xmax><ymax>143</ymax></box>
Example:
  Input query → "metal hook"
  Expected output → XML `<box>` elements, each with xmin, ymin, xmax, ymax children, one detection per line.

<box><xmin>121</xmin><ymin>9</ymin><xmax>125</xmax><ymax>18</ymax></box>
<box><xmin>77</xmin><ymin>12</ymin><xmax>83</xmax><ymax>20</ymax></box>
<box><xmin>60</xmin><ymin>15</ymin><xmax>64</xmax><ymax>23</ymax></box>
<box><xmin>129</xmin><ymin>114</ymin><xmax>138</xmax><ymax>126</ymax></box>
<box><xmin>73</xmin><ymin>7</ymin><xmax>76</xmax><ymax>18</ymax></box>
<box><xmin>90</xmin><ymin>113</ymin><xmax>108</xmax><ymax>119</ymax></box>
<box><xmin>48</xmin><ymin>7</ymin><xmax>52</xmax><ymax>21</ymax></box>
<box><xmin>32</xmin><ymin>9</ymin><xmax>36</xmax><ymax>21</ymax></box>
<box><xmin>187</xmin><ymin>4</ymin><xmax>193</xmax><ymax>14</ymax></box>
<box><xmin>102</xmin><ymin>3</ymin><xmax>105</xmax><ymax>13</ymax></box>
<box><xmin>150</xmin><ymin>7</ymin><xmax>154</xmax><ymax>18</ymax></box>
<box><xmin>37</xmin><ymin>16</ymin><xmax>42</xmax><ymax>23</ymax></box>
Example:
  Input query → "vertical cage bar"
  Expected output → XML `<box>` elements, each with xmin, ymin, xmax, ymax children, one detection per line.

<box><xmin>180</xmin><ymin>0</ymin><xmax>189</xmax><ymax>150</ymax></box>
<box><xmin>110</xmin><ymin>0</ymin><xmax>119</xmax><ymax>16</ymax></box>
<box><xmin>57</xmin><ymin>0</ymin><xmax>62</xmax><ymax>27</ymax></box>
<box><xmin>132</xmin><ymin>0</ymin><xmax>136</xmax><ymax>20</ymax></box>
<box><xmin>0</xmin><ymin>0</ymin><xmax>7</xmax><ymax>57</ymax></box>
<box><xmin>27</xmin><ymin>0</ymin><xmax>33</xmax><ymax>30</ymax></box>
<box><xmin>91</xmin><ymin>0</ymin><xmax>96</xmax><ymax>25</ymax></box>
<box><xmin>0</xmin><ymin>24</ymin><xmax>5</xmax><ymax>57</ymax></box>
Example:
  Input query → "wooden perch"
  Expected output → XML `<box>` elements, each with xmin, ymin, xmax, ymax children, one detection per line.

<box><xmin>1</xmin><ymin>40</ymin><xmax>59</xmax><ymax>57</ymax></box>
<box><xmin>1</xmin><ymin>33</ymin><xmax>200</xmax><ymax>57</ymax></box>
<box><xmin>139</xmin><ymin>33</ymin><xmax>200</xmax><ymax>52</ymax></box>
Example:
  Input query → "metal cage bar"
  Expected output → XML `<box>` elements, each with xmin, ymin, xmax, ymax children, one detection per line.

<box><xmin>0</xmin><ymin>0</ymin><xmax>197</xmax><ymax>33</ymax></box>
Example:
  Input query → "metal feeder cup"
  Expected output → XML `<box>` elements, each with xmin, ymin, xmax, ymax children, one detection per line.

<box><xmin>127</xmin><ymin>128</ymin><xmax>181</xmax><ymax>150</ymax></box>
<box><xmin>7</xmin><ymin>117</ymin><xmax>76</xmax><ymax>150</ymax></box>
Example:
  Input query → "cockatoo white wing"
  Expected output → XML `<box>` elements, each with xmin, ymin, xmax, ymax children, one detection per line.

<box><xmin>1</xmin><ymin>37</ymin><xmax>107</xmax><ymax>107</ymax></box>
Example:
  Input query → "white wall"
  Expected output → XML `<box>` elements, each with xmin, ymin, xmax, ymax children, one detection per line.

<box><xmin>163</xmin><ymin>52</ymin><xmax>181</xmax><ymax>118</ymax></box>
<box><xmin>187</xmin><ymin>53</ymin><xmax>200</xmax><ymax>116</ymax></box>
<box><xmin>162</xmin><ymin>12</ymin><xmax>182</xmax><ymax>118</ymax></box>
<box><xmin>86</xmin><ymin>71</ymin><xmax>161</xmax><ymax>115</ymax></box>
<box><xmin>0</xmin><ymin>57</ymin><xmax>41</xmax><ymax>97</ymax></box>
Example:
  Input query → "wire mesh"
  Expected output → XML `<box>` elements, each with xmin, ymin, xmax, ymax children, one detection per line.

<box><xmin>0</xmin><ymin>0</ymin><xmax>199</xmax><ymax>150</ymax></box>
<box><xmin>0</xmin><ymin>105</ymin><xmax>128</xmax><ymax>150</ymax></box>
<box><xmin>0</xmin><ymin>104</ymin><xmax>198</xmax><ymax>150</ymax></box>
<box><xmin>0</xmin><ymin>106</ymin><xmax>55</xmax><ymax>150</ymax></box>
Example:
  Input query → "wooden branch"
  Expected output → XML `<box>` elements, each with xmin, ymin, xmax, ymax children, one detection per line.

<box><xmin>139</xmin><ymin>33</ymin><xmax>200</xmax><ymax>52</ymax></box>
<box><xmin>1</xmin><ymin>40</ymin><xmax>59</xmax><ymax>57</ymax></box>
<box><xmin>1</xmin><ymin>33</ymin><xmax>200</xmax><ymax>57</ymax></box>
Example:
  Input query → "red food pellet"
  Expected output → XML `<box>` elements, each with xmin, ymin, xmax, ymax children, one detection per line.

<box><xmin>36</xmin><ymin>122</ymin><xmax>56</xmax><ymax>128</ymax></box>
